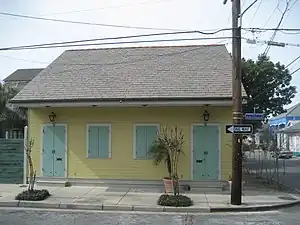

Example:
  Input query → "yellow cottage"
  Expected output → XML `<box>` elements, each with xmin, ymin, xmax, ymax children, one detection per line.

<box><xmin>11</xmin><ymin>45</ymin><xmax>243</xmax><ymax>188</ymax></box>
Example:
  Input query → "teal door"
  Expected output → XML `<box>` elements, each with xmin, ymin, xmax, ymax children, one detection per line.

<box><xmin>42</xmin><ymin>124</ymin><xmax>66</xmax><ymax>177</ymax></box>
<box><xmin>42</xmin><ymin>125</ymin><xmax>54</xmax><ymax>177</ymax></box>
<box><xmin>193</xmin><ymin>125</ymin><xmax>219</xmax><ymax>180</ymax></box>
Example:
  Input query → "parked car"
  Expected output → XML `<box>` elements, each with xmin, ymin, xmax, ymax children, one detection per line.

<box><xmin>271</xmin><ymin>151</ymin><xmax>293</xmax><ymax>159</ymax></box>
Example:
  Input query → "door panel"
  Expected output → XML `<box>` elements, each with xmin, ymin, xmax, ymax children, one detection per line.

<box><xmin>53</xmin><ymin>125</ymin><xmax>66</xmax><ymax>177</ymax></box>
<box><xmin>193</xmin><ymin>126</ymin><xmax>206</xmax><ymax>180</ymax></box>
<box><xmin>42</xmin><ymin>124</ymin><xmax>66</xmax><ymax>177</ymax></box>
<box><xmin>42</xmin><ymin>125</ymin><xmax>54</xmax><ymax>177</ymax></box>
<box><xmin>203</xmin><ymin>126</ymin><xmax>219</xmax><ymax>180</ymax></box>
<box><xmin>193</xmin><ymin>125</ymin><xmax>219</xmax><ymax>180</ymax></box>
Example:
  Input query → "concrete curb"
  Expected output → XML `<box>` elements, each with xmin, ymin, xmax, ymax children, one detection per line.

<box><xmin>0</xmin><ymin>201</ymin><xmax>208</xmax><ymax>212</ymax></box>
<box><xmin>210</xmin><ymin>200</ymin><xmax>300</xmax><ymax>213</ymax></box>
<box><xmin>0</xmin><ymin>200</ymin><xmax>299</xmax><ymax>213</ymax></box>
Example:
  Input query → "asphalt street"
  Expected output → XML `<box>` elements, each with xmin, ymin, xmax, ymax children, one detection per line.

<box><xmin>0</xmin><ymin>206</ymin><xmax>300</xmax><ymax>225</ymax></box>
<box><xmin>244</xmin><ymin>154</ymin><xmax>300</xmax><ymax>192</ymax></box>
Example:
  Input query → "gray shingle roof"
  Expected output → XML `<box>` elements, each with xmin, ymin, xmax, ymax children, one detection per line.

<box><xmin>3</xmin><ymin>68</ymin><xmax>44</xmax><ymax>82</ymax></box>
<box><xmin>282</xmin><ymin>121</ymin><xmax>300</xmax><ymax>133</ymax></box>
<box><xmin>271</xmin><ymin>103</ymin><xmax>300</xmax><ymax>120</ymax></box>
<box><xmin>11</xmin><ymin>45</ymin><xmax>242</xmax><ymax>103</ymax></box>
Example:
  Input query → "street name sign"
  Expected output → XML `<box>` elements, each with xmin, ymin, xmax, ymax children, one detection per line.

<box><xmin>244</xmin><ymin>113</ymin><xmax>264</xmax><ymax>121</ymax></box>
<box><xmin>226</xmin><ymin>124</ymin><xmax>253</xmax><ymax>134</ymax></box>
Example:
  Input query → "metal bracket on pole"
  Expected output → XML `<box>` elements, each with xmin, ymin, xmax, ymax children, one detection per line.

<box><xmin>238</xmin><ymin>17</ymin><xmax>242</xmax><ymax>28</ymax></box>
<box><xmin>233</xmin><ymin>111</ymin><xmax>243</xmax><ymax>120</ymax></box>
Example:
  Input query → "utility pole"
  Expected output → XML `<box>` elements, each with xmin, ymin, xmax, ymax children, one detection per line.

<box><xmin>231</xmin><ymin>0</ymin><xmax>243</xmax><ymax>206</ymax></box>
<box><xmin>224</xmin><ymin>0</ymin><xmax>242</xmax><ymax>205</ymax></box>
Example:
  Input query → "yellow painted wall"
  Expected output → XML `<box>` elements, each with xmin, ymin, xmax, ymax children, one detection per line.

<box><xmin>28</xmin><ymin>106</ymin><xmax>232</xmax><ymax>180</ymax></box>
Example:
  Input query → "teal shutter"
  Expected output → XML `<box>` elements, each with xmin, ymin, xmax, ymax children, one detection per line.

<box><xmin>98</xmin><ymin>126</ymin><xmax>110</xmax><ymax>158</ymax></box>
<box><xmin>135</xmin><ymin>125</ymin><xmax>158</xmax><ymax>159</ymax></box>
<box><xmin>42</xmin><ymin>125</ymin><xmax>54</xmax><ymax>176</ymax></box>
<box><xmin>88</xmin><ymin>126</ymin><xmax>99</xmax><ymax>158</ymax></box>
<box><xmin>146</xmin><ymin>126</ymin><xmax>158</xmax><ymax>157</ymax></box>
<box><xmin>135</xmin><ymin>126</ymin><xmax>147</xmax><ymax>158</ymax></box>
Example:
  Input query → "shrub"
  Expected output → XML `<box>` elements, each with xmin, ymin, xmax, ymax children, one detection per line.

<box><xmin>157</xmin><ymin>194</ymin><xmax>193</xmax><ymax>207</ymax></box>
<box><xmin>15</xmin><ymin>189</ymin><xmax>50</xmax><ymax>201</ymax></box>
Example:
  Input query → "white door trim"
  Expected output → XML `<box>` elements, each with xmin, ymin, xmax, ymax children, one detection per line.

<box><xmin>190</xmin><ymin>123</ymin><xmax>222</xmax><ymax>180</ymax></box>
<box><xmin>40</xmin><ymin>123</ymin><xmax>68</xmax><ymax>178</ymax></box>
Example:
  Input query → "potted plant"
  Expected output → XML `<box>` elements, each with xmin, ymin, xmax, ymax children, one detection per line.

<box><xmin>149</xmin><ymin>140</ymin><xmax>172</xmax><ymax>193</ymax></box>
<box><xmin>149</xmin><ymin>125</ymin><xmax>184</xmax><ymax>194</ymax></box>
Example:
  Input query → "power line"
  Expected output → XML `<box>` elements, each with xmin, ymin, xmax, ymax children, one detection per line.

<box><xmin>263</xmin><ymin>0</ymin><xmax>295</xmax><ymax>55</ymax></box>
<box><xmin>280</xmin><ymin>30</ymin><xmax>300</xmax><ymax>35</ymax></box>
<box><xmin>262</xmin><ymin>5</ymin><xmax>278</xmax><ymax>28</ymax></box>
<box><xmin>248</xmin><ymin>0</ymin><xmax>262</xmax><ymax>27</ymax></box>
<box><xmin>0</xmin><ymin>36</ymin><xmax>234</xmax><ymax>52</ymax></box>
<box><xmin>286</xmin><ymin>55</ymin><xmax>300</xmax><ymax>68</ymax></box>
<box><xmin>0</xmin><ymin>29</ymin><xmax>233</xmax><ymax>51</ymax></box>
<box><xmin>0</xmin><ymin>41</ymin><xmax>230</xmax><ymax>65</ymax></box>
<box><xmin>41</xmin><ymin>0</ymin><xmax>175</xmax><ymax>16</ymax></box>
<box><xmin>0</xmin><ymin>55</ymin><xmax>49</xmax><ymax>64</ymax></box>
<box><xmin>0</xmin><ymin>11</ymin><xmax>188</xmax><ymax>32</ymax></box>
<box><xmin>243</xmin><ymin>27</ymin><xmax>300</xmax><ymax>36</ymax></box>
<box><xmin>257</xmin><ymin>2</ymin><xmax>280</xmax><ymax>38</ymax></box>
<box><xmin>289</xmin><ymin>0</ymin><xmax>300</xmax><ymax>10</ymax></box>
<box><xmin>2</xmin><ymin>11</ymin><xmax>273</xmax><ymax>33</ymax></box>
<box><xmin>1</xmin><ymin>27</ymin><xmax>299</xmax><ymax>52</ymax></box>
<box><xmin>2</xmin><ymin>10</ymin><xmax>300</xmax><ymax>34</ymax></box>
<box><xmin>1</xmin><ymin>28</ymin><xmax>300</xmax><ymax>52</ymax></box>
<box><xmin>290</xmin><ymin>67</ymin><xmax>300</xmax><ymax>75</ymax></box>
<box><xmin>243</xmin><ymin>27</ymin><xmax>300</xmax><ymax>31</ymax></box>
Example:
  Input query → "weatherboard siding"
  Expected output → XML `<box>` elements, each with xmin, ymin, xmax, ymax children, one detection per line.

<box><xmin>28</xmin><ymin>107</ymin><xmax>232</xmax><ymax>180</ymax></box>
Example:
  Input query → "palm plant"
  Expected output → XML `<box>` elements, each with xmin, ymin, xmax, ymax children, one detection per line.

<box><xmin>149</xmin><ymin>140</ymin><xmax>172</xmax><ymax>179</ymax></box>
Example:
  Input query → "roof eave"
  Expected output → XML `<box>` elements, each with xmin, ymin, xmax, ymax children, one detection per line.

<box><xmin>10</xmin><ymin>97</ymin><xmax>235</xmax><ymax>108</ymax></box>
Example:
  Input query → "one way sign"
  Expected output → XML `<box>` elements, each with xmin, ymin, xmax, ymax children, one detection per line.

<box><xmin>226</xmin><ymin>124</ymin><xmax>253</xmax><ymax>134</ymax></box>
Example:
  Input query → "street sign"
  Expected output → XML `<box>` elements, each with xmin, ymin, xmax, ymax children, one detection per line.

<box><xmin>226</xmin><ymin>124</ymin><xmax>253</xmax><ymax>134</ymax></box>
<box><xmin>244</xmin><ymin>113</ymin><xmax>264</xmax><ymax>121</ymax></box>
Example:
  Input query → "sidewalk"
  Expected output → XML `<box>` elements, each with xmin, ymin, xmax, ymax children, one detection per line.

<box><xmin>0</xmin><ymin>177</ymin><xmax>300</xmax><ymax>213</ymax></box>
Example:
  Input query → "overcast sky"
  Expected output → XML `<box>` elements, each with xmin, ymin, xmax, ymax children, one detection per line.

<box><xmin>0</xmin><ymin>0</ymin><xmax>299</xmax><ymax>108</ymax></box>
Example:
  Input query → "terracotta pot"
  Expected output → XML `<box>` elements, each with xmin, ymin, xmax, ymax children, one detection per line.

<box><xmin>163</xmin><ymin>178</ymin><xmax>178</xmax><ymax>194</ymax></box>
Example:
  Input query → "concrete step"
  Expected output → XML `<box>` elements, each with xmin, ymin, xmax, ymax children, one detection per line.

<box><xmin>36</xmin><ymin>177</ymin><xmax>227</xmax><ymax>190</ymax></box>
<box><xmin>36</xmin><ymin>180</ymin><xmax>67</xmax><ymax>187</ymax></box>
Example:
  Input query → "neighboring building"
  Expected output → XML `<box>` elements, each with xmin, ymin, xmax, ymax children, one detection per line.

<box><xmin>3</xmin><ymin>68</ymin><xmax>44</xmax><ymax>91</ymax></box>
<box><xmin>269</xmin><ymin>103</ymin><xmax>300</xmax><ymax>151</ymax></box>
<box><xmin>269</xmin><ymin>103</ymin><xmax>300</xmax><ymax>128</ymax></box>
<box><xmin>281</xmin><ymin>121</ymin><xmax>300</xmax><ymax>156</ymax></box>
<box><xmin>11</xmin><ymin>45</ymin><xmax>246</xmax><ymax>184</ymax></box>
<box><xmin>1</xmin><ymin>68</ymin><xmax>44</xmax><ymax>139</ymax></box>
